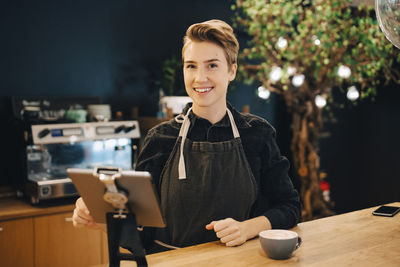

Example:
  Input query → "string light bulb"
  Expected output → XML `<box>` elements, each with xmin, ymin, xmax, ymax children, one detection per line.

<box><xmin>347</xmin><ymin>86</ymin><xmax>360</xmax><ymax>101</ymax></box>
<box><xmin>269</xmin><ymin>67</ymin><xmax>282</xmax><ymax>83</ymax></box>
<box><xmin>292</xmin><ymin>74</ymin><xmax>305</xmax><ymax>87</ymax></box>
<box><xmin>315</xmin><ymin>95</ymin><xmax>327</xmax><ymax>108</ymax></box>
<box><xmin>312</xmin><ymin>35</ymin><xmax>321</xmax><ymax>46</ymax></box>
<box><xmin>337</xmin><ymin>65</ymin><xmax>351</xmax><ymax>79</ymax></box>
<box><xmin>258</xmin><ymin>86</ymin><xmax>271</xmax><ymax>100</ymax></box>
<box><xmin>277</xmin><ymin>37</ymin><xmax>288</xmax><ymax>49</ymax></box>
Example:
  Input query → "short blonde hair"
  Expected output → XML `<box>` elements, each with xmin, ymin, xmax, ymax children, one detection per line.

<box><xmin>182</xmin><ymin>19</ymin><xmax>239</xmax><ymax>70</ymax></box>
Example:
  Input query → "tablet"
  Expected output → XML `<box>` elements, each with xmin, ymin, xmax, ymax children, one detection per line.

<box><xmin>67</xmin><ymin>167</ymin><xmax>166</xmax><ymax>228</ymax></box>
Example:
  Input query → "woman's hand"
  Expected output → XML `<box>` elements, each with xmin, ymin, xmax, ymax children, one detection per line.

<box><xmin>206</xmin><ymin>218</ymin><xmax>248</xmax><ymax>246</ymax></box>
<box><xmin>72</xmin><ymin>197</ymin><xmax>102</xmax><ymax>230</ymax></box>
<box><xmin>206</xmin><ymin>216</ymin><xmax>272</xmax><ymax>247</ymax></box>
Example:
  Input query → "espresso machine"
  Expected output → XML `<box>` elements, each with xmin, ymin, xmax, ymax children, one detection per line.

<box><xmin>25</xmin><ymin>121</ymin><xmax>140</xmax><ymax>204</ymax></box>
<box><xmin>10</xmin><ymin>96</ymin><xmax>141</xmax><ymax>204</ymax></box>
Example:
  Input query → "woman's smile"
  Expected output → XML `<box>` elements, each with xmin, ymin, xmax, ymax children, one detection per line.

<box><xmin>193</xmin><ymin>86</ymin><xmax>214</xmax><ymax>93</ymax></box>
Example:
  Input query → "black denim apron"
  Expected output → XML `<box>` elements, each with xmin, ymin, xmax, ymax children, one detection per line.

<box><xmin>155</xmin><ymin>107</ymin><xmax>257</xmax><ymax>249</ymax></box>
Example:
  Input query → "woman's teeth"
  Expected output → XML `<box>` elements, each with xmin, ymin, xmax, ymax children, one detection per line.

<box><xmin>194</xmin><ymin>87</ymin><xmax>212</xmax><ymax>93</ymax></box>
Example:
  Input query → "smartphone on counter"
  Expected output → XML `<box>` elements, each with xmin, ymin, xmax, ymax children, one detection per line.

<box><xmin>372</xmin><ymin>205</ymin><xmax>400</xmax><ymax>217</ymax></box>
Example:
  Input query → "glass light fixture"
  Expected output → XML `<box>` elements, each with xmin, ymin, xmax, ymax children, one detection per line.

<box><xmin>315</xmin><ymin>95</ymin><xmax>327</xmax><ymax>108</ymax></box>
<box><xmin>376</xmin><ymin>0</ymin><xmax>400</xmax><ymax>49</ymax></box>
<box><xmin>347</xmin><ymin>86</ymin><xmax>360</xmax><ymax>101</ymax></box>
<box><xmin>269</xmin><ymin>67</ymin><xmax>282</xmax><ymax>82</ymax></box>
<box><xmin>292</xmin><ymin>74</ymin><xmax>305</xmax><ymax>87</ymax></box>
<box><xmin>337</xmin><ymin>65</ymin><xmax>351</xmax><ymax>78</ymax></box>
<box><xmin>258</xmin><ymin>86</ymin><xmax>271</xmax><ymax>100</ymax></box>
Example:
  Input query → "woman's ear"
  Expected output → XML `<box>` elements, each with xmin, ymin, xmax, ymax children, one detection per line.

<box><xmin>229</xmin><ymin>63</ymin><xmax>237</xmax><ymax>82</ymax></box>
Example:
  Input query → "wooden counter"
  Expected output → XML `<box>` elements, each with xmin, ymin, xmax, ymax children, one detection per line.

<box><xmin>96</xmin><ymin>202</ymin><xmax>400</xmax><ymax>267</ymax></box>
<box><xmin>0</xmin><ymin>197</ymin><xmax>75</xmax><ymax>221</ymax></box>
<box><xmin>0</xmin><ymin>197</ymin><xmax>107</xmax><ymax>267</ymax></box>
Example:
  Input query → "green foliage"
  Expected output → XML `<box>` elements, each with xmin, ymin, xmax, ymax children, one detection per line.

<box><xmin>160</xmin><ymin>55</ymin><xmax>186</xmax><ymax>96</ymax></box>
<box><xmin>232</xmin><ymin>0</ymin><xmax>400</xmax><ymax>105</ymax></box>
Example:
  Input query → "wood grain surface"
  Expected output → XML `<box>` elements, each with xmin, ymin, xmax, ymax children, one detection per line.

<box><xmin>95</xmin><ymin>202</ymin><xmax>400</xmax><ymax>267</ymax></box>
<box><xmin>0</xmin><ymin>197</ymin><xmax>75</xmax><ymax>221</ymax></box>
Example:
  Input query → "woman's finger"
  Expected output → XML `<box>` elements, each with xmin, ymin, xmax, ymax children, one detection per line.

<box><xmin>226</xmin><ymin>236</ymin><xmax>246</xmax><ymax>247</ymax></box>
<box><xmin>216</xmin><ymin>225</ymin><xmax>237</xmax><ymax>239</ymax></box>
<box><xmin>220</xmin><ymin>231</ymin><xmax>240</xmax><ymax>244</ymax></box>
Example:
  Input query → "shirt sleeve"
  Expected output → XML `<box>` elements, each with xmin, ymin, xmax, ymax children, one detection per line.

<box><xmin>135</xmin><ymin>127</ymin><xmax>173</xmax><ymax>193</ymax></box>
<box><xmin>260</xmin><ymin>127</ymin><xmax>302</xmax><ymax>229</ymax></box>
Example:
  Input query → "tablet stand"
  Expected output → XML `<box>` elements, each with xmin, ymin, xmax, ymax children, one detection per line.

<box><xmin>97</xmin><ymin>169</ymin><xmax>148</xmax><ymax>267</ymax></box>
<box><xmin>106</xmin><ymin>212</ymin><xmax>148</xmax><ymax>267</ymax></box>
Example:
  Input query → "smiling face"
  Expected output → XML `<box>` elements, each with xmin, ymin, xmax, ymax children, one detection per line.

<box><xmin>183</xmin><ymin>41</ymin><xmax>237</xmax><ymax>117</ymax></box>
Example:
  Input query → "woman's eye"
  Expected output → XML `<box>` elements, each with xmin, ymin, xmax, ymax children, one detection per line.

<box><xmin>186</xmin><ymin>64</ymin><xmax>196</xmax><ymax>69</ymax></box>
<box><xmin>209</xmin><ymin>63</ymin><xmax>218</xmax><ymax>69</ymax></box>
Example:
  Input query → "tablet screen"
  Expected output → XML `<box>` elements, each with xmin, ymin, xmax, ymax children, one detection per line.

<box><xmin>68</xmin><ymin>168</ymin><xmax>165</xmax><ymax>227</ymax></box>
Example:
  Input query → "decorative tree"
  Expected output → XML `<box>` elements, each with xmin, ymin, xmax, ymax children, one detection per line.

<box><xmin>233</xmin><ymin>0</ymin><xmax>400</xmax><ymax>220</ymax></box>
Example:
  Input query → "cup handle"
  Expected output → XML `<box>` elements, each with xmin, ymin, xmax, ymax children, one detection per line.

<box><xmin>295</xmin><ymin>237</ymin><xmax>302</xmax><ymax>250</ymax></box>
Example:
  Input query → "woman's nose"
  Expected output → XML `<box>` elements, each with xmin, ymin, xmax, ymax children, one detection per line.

<box><xmin>194</xmin><ymin>68</ymin><xmax>208</xmax><ymax>82</ymax></box>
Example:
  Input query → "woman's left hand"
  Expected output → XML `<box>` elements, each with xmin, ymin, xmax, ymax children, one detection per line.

<box><xmin>206</xmin><ymin>218</ymin><xmax>248</xmax><ymax>247</ymax></box>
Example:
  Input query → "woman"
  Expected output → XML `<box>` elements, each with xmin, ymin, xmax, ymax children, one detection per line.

<box><xmin>73</xmin><ymin>19</ymin><xmax>301</xmax><ymax>252</ymax></box>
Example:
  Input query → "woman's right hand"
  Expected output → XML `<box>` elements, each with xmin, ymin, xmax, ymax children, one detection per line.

<box><xmin>72</xmin><ymin>197</ymin><xmax>101</xmax><ymax>230</ymax></box>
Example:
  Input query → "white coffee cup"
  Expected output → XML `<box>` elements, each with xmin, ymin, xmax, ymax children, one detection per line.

<box><xmin>259</xmin><ymin>230</ymin><xmax>302</xmax><ymax>260</ymax></box>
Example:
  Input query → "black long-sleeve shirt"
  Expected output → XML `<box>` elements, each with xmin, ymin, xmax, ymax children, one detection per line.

<box><xmin>136</xmin><ymin>102</ymin><xmax>301</xmax><ymax>231</ymax></box>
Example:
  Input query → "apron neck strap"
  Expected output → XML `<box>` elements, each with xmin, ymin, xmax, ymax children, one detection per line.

<box><xmin>178</xmin><ymin>107</ymin><xmax>240</xmax><ymax>179</ymax></box>
<box><xmin>226</xmin><ymin>108</ymin><xmax>240</xmax><ymax>138</ymax></box>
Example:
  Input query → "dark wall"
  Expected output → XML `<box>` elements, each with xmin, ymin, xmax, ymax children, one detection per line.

<box><xmin>0</xmin><ymin>0</ymin><xmax>277</xmax><ymax>187</ymax></box>
<box><xmin>0</xmin><ymin>0</ymin><xmax>276</xmax><ymax>115</ymax></box>
<box><xmin>0</xmin><ymin>0</ymin><xmax>233</xmax><ymax>113</ymax></box>
<box><xmin>319</xmin><ymin>82</ymin><xmax>400</xmax><ymax>213</ymax></box>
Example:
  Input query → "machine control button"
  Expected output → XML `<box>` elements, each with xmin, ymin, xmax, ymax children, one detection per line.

<box><xmin>114</xmin><ymin>125</ymin><xmax>125</xmax><ymax>134</ymax></box>
<box><xmin>40</xmin><ymin>186</ymin><xmax>51</xmax><ymax>197</ymax></box>
<box><xmin>38</xmin><ymin>129</ymin><xmax>50</xmax><ymax>139</ymax></box>
<box><xmin>124</xmin><ymin>125</ymin><xmax>136</xmax><ymax>133</ymax></box>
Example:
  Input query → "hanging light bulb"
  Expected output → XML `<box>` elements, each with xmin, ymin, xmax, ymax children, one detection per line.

<box><xmin>287</xmin><ymin>66</ymin><xmax>296</xmax><ymax>76</ymax></box>
<box><xmin>347</xmin><ymin>86</ymin><xmax>360</xmax><ymax>101</ymax></box>
<box><xmin>292</xmin><ymin>74</ymin><xmax>305</xmax><ymax>87</ymax></box>
<box><xmin>269</xmin><ymin>67</ymin><xmax>282</xmax><ymax>83</ymax></box>
<box><xmin>277</xmin><ymin>37</ymin><xmax>288</xmax><ymax>49</ymax></box>
<box><xmin>312</xmin><ymin>35</ymin><xmax>321</xmax><ymax>46</ymax></box>
<box><xmin>258</xmin><ymin>86</ymin><xmax>271</xmax><ymax>100</ymax></box>
<box><xmin>337</xmin><ymin>65</ymin><xmax>351</xmax><ymax>79</ymax></box>
<box><xmin>315</xmin><ymin>95</ymin><xmax>327</xmax><ymax>108</ymax></box>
